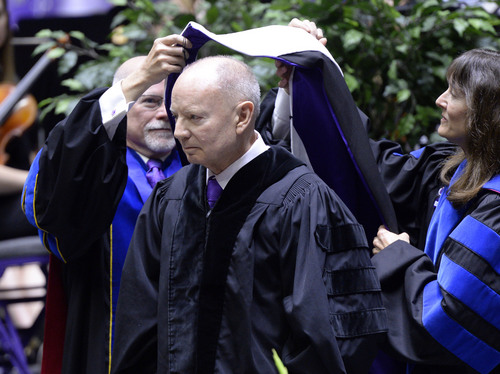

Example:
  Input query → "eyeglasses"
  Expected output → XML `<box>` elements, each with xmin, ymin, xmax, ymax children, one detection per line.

<box><xmin>137</xmin><ymin>95</ymin><xmax>164</xmax><ymax>111</ymax></box>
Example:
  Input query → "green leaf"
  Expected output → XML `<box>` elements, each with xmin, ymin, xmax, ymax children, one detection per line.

<box><xmin>38</xmin><ymin>100</ymin><xmax>56</xmax><ymax>121</ymax></box>
<box><xmin>122</xmin><ymin>26</ymin><xmax>149</xmax><ymax>41</ymax></box>
<box><xmin>272</xmin><ymin>349</ymin><xmax>288</xmax><ymax>374</ymax></box>
<box><xmin>173</xmin><ymin>14</ymin><xmax>196</xmax><ymax>29</ymax></box>
<box><xmin>408</xmin><ymin>26</ymin><xmax>421</xmax><ymax>40</ymax></box>
<box><xmin>58</xmin><ymin>50</ymin><xmax>79</xmax><ymax>75</ymax></box>
<box><xmin>398</xmin><ymin>113</ymin><xmax>416</xmax><ymax>137</ymax></box>
<box><xmin>396</xmin><ymin>88</ymin><xmax>411</xmax><ymax>103</ymax></box>
<box><xmin>61</xmin><ymin>78</ymin><xmax>85</xmax><ymax>92</ymax></box>
<box><xmin>110</xmin><ymin>13</ymin><xmax>128</xmax><ymax>29</ymax></box>
<box><xmin>242</xmin><ymin>11</ymin><xmax>253</xmax><ymax>29</ymax></box>
<box><xmin>47</xmin><ymin>47</ymin><xmax>66</xmax><ymax>59</ymax></box>
<box><xmin>344</xmin><ymin>72</ymin><xmax>360</xmax><ymax>93</ymax></box>
<box><xmin>231</xmin><ymin>21</ymin><xmax>243</xmax><ymax>32</ymax></box>
<box><xmin>388</xmin><ymin>60</ymin><xmax>398</xmax><ymax>80</ymax></box>
<box><xmin>110</xmin><ymin>0</ymin><xmax>127</xmax><ymax>5</ymax></box>
<box><xmin>468</xmin><ymin>18</ymin><xmax>496</xmax><ymax>34</ymax></box>
<box><xmin>35</xmin><ymin>29</ymin><xmax>54</xmax><ymax>38</ymax></box>
<box><xmin>32</xmin><ymin>41</ymin><xmax>56</xmax><ymax>56</ymax></box>
<box><xmin>38</xmin><ymin>97</ymin><xmax>54</xmax><ymax>108</ymax></box>
<box><xmin>395</xmin><ymin>44</ymin><xmax>408</xmax><ymax>55</ymax></box>
<box><xmin>342</xmin><ymin>29</ymin><xmax>363</xmax><ymax>51</ymax></box>
<box><xmin>55</xmin><ymin>97</ymin><xmax>74</xmax><ymax>115</ymax></box>
<box><xmin>69</xmin><ymin>30</ymin><xmax>86</xmax><ymax>41</ymax></box>
<box><xmin>421</xmin><ymin>16</ymin><xmax>436</xmax><ymax>32</ymax></box>
<box><xmin>421</xmin><ymin>0</ymin><xmax>439</xmax><ymax>9</ymax></box>
<box><xmin>453</xmin><ymin>18</ymin><xmax>469</xmax><ymax>37</ymax></box>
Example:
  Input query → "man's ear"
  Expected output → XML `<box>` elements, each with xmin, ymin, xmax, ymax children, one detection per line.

<box><xmin>235</xmin><ymin>101</ymin><xmax>254</xmax><ymax>134</ymax></box>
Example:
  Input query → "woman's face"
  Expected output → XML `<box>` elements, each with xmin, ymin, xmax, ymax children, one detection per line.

<box><xmin>435</xmin><ymin>85</ymin><xmax>468</xmax><ymax>150</ymax></box>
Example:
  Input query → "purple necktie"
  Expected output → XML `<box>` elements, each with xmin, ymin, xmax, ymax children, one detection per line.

<box><xmin>207</xmin><ymin>176</ymin><xmax>223</xmax><ymax>209</ymax></box>
<box><xmin>146</xmin><ymin>159</ymin><xmax>166</xmax><ymax>188</ymax></box>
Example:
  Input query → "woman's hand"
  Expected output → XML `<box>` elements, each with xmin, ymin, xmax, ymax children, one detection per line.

<box><xmin>372</xmin><ymin>225</ymin><xmax>409</xmax><ymax>255</ymax></box>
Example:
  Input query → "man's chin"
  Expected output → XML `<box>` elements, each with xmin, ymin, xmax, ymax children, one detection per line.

<box><xmin>184</xmin><ymin>152</ymin><xmax>204</xmax><ymax>165</ymax></box>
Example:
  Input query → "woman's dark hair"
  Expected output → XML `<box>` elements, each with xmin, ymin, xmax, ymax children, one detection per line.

<box><xmin>440</xmin><ymin>48</ymin><xmax>500</xmax><ymax>206</ymax></box>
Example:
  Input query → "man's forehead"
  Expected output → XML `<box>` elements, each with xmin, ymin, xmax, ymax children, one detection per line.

<box><xmin>143</xmin><ymin>81</ymin><xmax>166</xmax><ymax>97</ymax></box>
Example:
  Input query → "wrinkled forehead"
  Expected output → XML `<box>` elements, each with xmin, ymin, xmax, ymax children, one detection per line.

<box><xmin>143</xmin><ymin>80</ymin><xmax>167</xmax><ymax>96</ymax></box>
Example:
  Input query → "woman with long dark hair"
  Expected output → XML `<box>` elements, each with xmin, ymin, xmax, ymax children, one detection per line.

<box><xmin>372</xmin><ymin>49</ymin><xmax>500</xmax><ymax>374</ymax></box>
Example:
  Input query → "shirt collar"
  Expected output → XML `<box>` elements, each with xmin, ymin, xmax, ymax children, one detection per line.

<box><xmin>133</xmin><ymin>148</ymin><xmax>173</xmax><ymax>169</ymax></box>
<box><xmin>207</xmin><ymin>131</ymin><xmax>269</xmax><ymax>189</ymax></box>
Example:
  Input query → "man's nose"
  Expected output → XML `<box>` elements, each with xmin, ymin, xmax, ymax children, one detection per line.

<box><xmin>173</xmin><ymin>119</ymin><xmax>187</xmax><ymax>139</ymax></box>
<box><xmin>156</xmin><ymin>104</ymin><xmax>168</xmax><ymax>118</ymax></box>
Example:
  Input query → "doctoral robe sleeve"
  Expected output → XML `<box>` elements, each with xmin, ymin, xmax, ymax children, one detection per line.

<box><xmin>278</xmin><ymin>175</ymin><xmax>387</xmax><ymax>373</ymax></box>
<box><xmin>22</xmin><ymin>88</ymin><xmax>129</xmax><ymax>262</ymax></box>
<box><xmin>370</xmin><ymin>140</ymin><xmax>457</xmax><ymax>248</ymax></box>
<box><xmin>110</xmin><ymin>179</ymin><xmax>168</xmax><ymax>374</ymax></box>
<box><xmin>372</xmin><ymin>193</ymin><xmax>500</xmax><ymax>373</ymax></box>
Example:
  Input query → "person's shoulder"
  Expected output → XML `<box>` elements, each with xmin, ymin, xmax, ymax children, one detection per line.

<box><xmin>470</xmin><ymin>188</ymin><xmax>500</xmax><ymax>234</ymax></box>
<box><xmin>156</xmin><ymin>164</ymin><xmax>199</xmax><ymax>199</ymax></box>
<box><xmin>272</xmin><ymin>167</ymin><xmax>332</xmax><ymax>207</ymax></box>
<box><xmin>256</xmin><ymin>163</ymin><xmax>309</xmax><ymax>205</ymax></box>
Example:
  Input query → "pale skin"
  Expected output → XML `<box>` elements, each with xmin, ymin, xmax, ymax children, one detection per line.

<box><xmin>372</xmin><ymin>226</ymin><xmax>410</xmax><ymax>254</ymax></box>
<box><xmin>118</xmin><ymin>35</ymin><xmax>192</xmax><ymax>160</ymax></box>
<box><xmin>172</xmin><ymin>19</ymin><xmax>325</xmax><ymax>175</ymax></box>
<box><xmin>171</xmin><ymin>61</ymin><xmax>255</xmax><ymax>175</ymax></box>
<box><xmin>435</xmin><ymin>86</ymin><xmax>468</xmax><ymax>152</ymax></box>
<box><xmin>0</xmin><ymin>165</ymin><xmax>28</xmax><ymax>194</ymax></box>
<box><xmin>125</xmin><ymin>78</ymin><xmax>175</xmax><ymax>159</ymax></box>
<box><xmin>121</xmin><ymin>34</ymin><xmax>192</xmax><ymax>103</ymax></box>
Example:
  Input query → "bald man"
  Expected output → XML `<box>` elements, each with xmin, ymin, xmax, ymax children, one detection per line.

<box><xmin>112</xmin><ymin>56</ymin><xmax>386</xmax><ymax>374</ymax></box>
<box><xmin>22</xmin><ymin>35</ymin><xmax>192</xmax><ymax>374</ymax></box>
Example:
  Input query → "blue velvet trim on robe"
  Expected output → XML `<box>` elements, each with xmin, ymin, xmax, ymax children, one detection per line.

<box><xmin>421</xmin><ymin>160</ymin><xmax>500</xmax><ymax>373</ymax></box>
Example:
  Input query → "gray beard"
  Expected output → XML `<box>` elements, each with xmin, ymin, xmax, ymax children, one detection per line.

<box><xmin>144</xmin><ymin>120</ymin><xmax>176</xmax><ymax>154</ymax></box>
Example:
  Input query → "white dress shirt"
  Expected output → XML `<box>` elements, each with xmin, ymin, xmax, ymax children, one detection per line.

<box><xmin>98</xmin><ymin>80</ymin><xmax>135</xmax><ymax>139</ymax></box>
<box><xmin>207</xmin><ymin>132</ymin><xmax>269</xmax><ymax>189</ymax></box>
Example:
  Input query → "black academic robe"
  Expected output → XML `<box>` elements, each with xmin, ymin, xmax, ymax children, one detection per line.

<box><xmin>22</xmin><ymin>88</ymin><xmax>181</xmax><ymax>374</ymax></box>
<box><xmin>370</xmin><ymin>140</ymin><xmax>458</xmax><ymax>249</ymax></box>
<box><xmin>112</xmin><ymin>146</ymin><xmax>387</xmax><ymax>374</ymax></box>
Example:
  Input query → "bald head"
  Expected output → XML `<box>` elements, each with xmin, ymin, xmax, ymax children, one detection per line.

<box><xmin>178</xmin><ymin>56</ymin><xmax>261</xmax><ymax>121</ymax></box>
<box><xmin>113</xmin><ymin>56</ymin><xmax>147</xmax><ymax>84</ymax></box>
<box><xmin>171</xmin><ymin>56</ymin><xmax>261</xmax><ymax>174</ymax></box>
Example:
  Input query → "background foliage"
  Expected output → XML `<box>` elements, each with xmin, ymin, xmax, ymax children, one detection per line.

<box><xmin>36</xmin><ymin>0</ymin><xmax>500</xmax><ymax>148</ymax></box>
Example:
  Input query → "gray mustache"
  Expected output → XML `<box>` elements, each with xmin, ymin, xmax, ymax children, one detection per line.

<box><xmin>146</xmin><ymin>121</ymin><xmax>171</xmax><ymax>131</ymax></box>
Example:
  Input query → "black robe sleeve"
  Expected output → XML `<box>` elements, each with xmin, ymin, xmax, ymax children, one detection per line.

<box><xmin>372</xmin><ymin>191</ymin><xmax>500</xmax><ymax>373</ymax></box>
<box><xmin>23</xmin><ymin>88</ymin><xmax>128</xmax><ymax>262</ymax></box>
<box><xmin>276</xmin><ymin>174</ymin><xmax>387</xmax><ymax>374</ymax></box>
<box><xmin>370</xmin><ymin>140</ymin><xmax>457</xmax><ymax>249</ymax></box>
